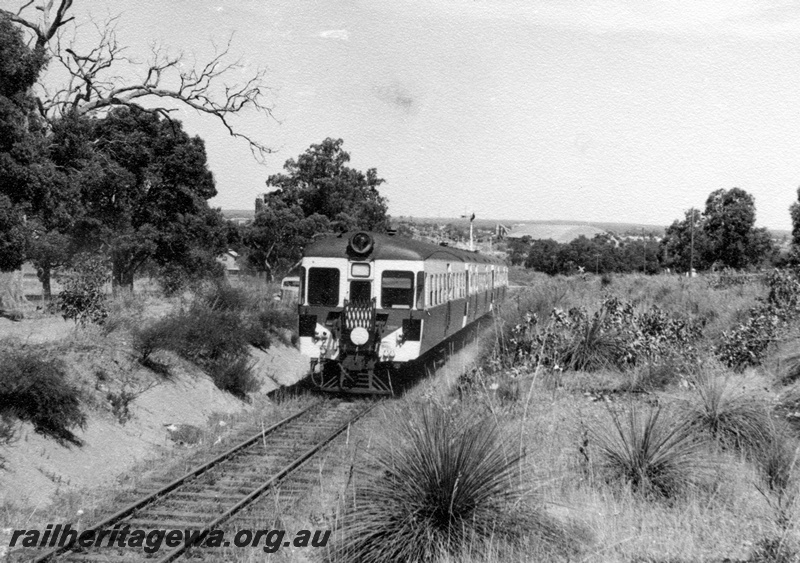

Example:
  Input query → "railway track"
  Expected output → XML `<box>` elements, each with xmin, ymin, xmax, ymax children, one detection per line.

<box><xmin>13</xmin><ymin>399</ymin><xmax>376</xmax><ymax>563</ymax></box>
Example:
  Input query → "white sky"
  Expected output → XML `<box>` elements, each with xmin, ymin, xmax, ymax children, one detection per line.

<box><xmin>21</xmin><ymin>0</ymin><xmax>800</xmax><ymax>229</ymax></box>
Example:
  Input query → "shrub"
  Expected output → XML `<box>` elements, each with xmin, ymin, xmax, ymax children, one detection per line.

<box><xmin>717</xmin><ymin>268</ymin><xmax>800</xmax><ymax>371</ymax></box>
<box><xmin>716</xmin><ymin>304</ymin><xmax>781</xmax><ymax>371</ymax></box>
<box><xmin>590</xmin><ymin>405</ymin><xmax>705</xmax><ymax>498</ymax></box>
<box><xmin>157</xmin><ymin>263</ymin><xmax>191</xmax><ymax>296</ymax></box>
<box><xmin>203</xmin><ymin>282</ymin><xmax>252</xmax><ymax>312</ymax></box>
<box><xmin>499</xmin><ymin>297</ymin><xmax>702</xmax><ymax>374</ymax></box>
<box><xmin>681</xmin><ymin>371</ymin><xmax>773</xmax><ymax>456</ymax></box>
<box><xmin>133</xmin><ymin>305</ymin><xmax>257</xmax><ymax>397</ymax></box>
<box><xmin>132</xmin><ymin>314</ymin><xmax>184</xmax><ymax>363</ymax></box>
<box><xmin>0</xmin><ymin>413</ymin><xmax>17</xmax><ymax>470</ymax></box>
<box><xmin>207</xmin><ymin>357</ymin><xmax>260</xmax><ymax>399</ymax></box>
<box><xmin>56</xmin><ymin>254</ymin><xmax>110</xmax><ymax>326</ymax></box>
<box><xmin>329</xmin><ymin>403</ymin><xmax>574</xmax><ymax>562</ymax></box>
<box><xmin>175</xmin><ymin>307</ymin><xmax>249</xmax><ymax>363</ymax></box>
<box><xmin>0</xmin><ymin>350</ymin><xmax>86</xmax><ymax>446</ymax></box>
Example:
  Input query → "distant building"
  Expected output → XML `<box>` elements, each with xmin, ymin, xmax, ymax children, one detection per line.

<box><xmin>506</xmin><ymin>224</ymin><xmax>606</xmax><ymax>244</ymax></box>
<box><xmin>217</xmin><ymin>250</ymin><xmax>241</xmax><ymax>277</ymax></box>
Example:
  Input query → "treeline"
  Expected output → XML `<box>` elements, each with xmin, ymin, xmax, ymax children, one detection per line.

<box><xmin>512</xmin><ymin>187</ymin><xmax>787</xmax><ymax>275</ymax></box>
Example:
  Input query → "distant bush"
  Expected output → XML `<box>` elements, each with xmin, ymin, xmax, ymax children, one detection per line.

<box><xmin>329</xmin><ymin>403</ymin><xmax>575</xmax><ymax>562</ymax></box>
<box><xmin>56</xmin><ymin>254</ymin><xmax>110</xmax><ymax>326</ymax></box>
<box><xmin>0</xmin><ymin>350</ymin><xmax>86</xmax><ymax>446</ymax></box>
<box><xmin>590</xmin><ymin>405</ymin><xmax>706</xmax><ymax>498</ymax></box>
<box><xmin>500</xmin><ymin>297</ymin><xmax>702</xmax><ymax>374</ymax></box>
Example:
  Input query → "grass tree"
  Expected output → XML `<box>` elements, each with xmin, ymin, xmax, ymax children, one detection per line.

<box><xmin>328</xmin><ymin>402</ymin><xmax>576</xmax><ymax>562</ymax></box>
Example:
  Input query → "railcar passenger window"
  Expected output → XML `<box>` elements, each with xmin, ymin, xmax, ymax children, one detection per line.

<box><xmin>382</xmin><ymin>271</ymin><xmax>414</xmax><ymax>309</ymax></box>
<box><xmin>416</xmin><ymin>272</ymin><xmax>425</xmax><ymax>309</ymax></box>
<box><xmin>308</xmin><ymin>268</ymin><xmax>340</xmax><ymax>306</ymax></box>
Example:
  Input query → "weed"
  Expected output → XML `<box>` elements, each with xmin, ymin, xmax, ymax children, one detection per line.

<box><xmin>55</xmin><ymin>254</ymin><xmax>110</xmax><ymax>326</ymax></box>
<box><xmin>329</xmin><ymin>403</ymin><xmax>576</xmax><ymax>562</ymax></box>
<box><xmin>0</xmin><ymin>349</ymin><xmax>86</xmax><ymax>447</ymax></box>
<box><xmin>590</xmin><ymin>405</ymin><xmax>706</xmax><ymax>499</ymax></box>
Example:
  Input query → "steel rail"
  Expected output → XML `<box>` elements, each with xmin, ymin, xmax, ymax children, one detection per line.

<box><xmin>154</xmin><ymin>402</ymin><xmax>377</xmax><ymax>563</ymax></box>
<box><xmin>30</xmin><ymin>402</ymin><xmax>321</xmax><ymax>563</ymax></box>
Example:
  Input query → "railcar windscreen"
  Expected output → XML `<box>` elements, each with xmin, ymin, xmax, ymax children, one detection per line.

<box><xmin>308</xmin><ymin>267</ymin><xmax>340</xmax><ymax>306</ymax></box>
<box><xmin>381</xmin><ymin>271</ymin><xmax>414</xmax><ymax>309</ymax></box>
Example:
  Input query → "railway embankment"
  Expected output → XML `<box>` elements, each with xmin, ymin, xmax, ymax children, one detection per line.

<box><xmin>0</xmin><ymin>289</ymin><xmax>307</xmax><ymax>554</ymax></box>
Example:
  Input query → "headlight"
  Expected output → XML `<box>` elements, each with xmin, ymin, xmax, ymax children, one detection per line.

<box><xmin>350</xmin><ymin>327</ymin><xmax>369</xmax><ymax>345</ymax></box>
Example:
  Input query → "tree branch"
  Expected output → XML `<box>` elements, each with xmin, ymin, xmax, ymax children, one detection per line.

<box><xmin>4</xmin><ymin>1</ymin><xmax>274</xmax><ymax>160</ymax></box>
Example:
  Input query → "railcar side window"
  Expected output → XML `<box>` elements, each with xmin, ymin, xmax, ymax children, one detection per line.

<box><xmin>308</xmin><ymin>268</ymin><xmax>340</xmax><ymax>306</ymax></box>
<box><xmin>416</xmin><ymin>272</ymin><xmax>425</xmax><ymax>309</ymax></box>
<box><xmin>382</xmin><ymin>271</ymin><xmax>414</xmax><ymax>309</ymax></box>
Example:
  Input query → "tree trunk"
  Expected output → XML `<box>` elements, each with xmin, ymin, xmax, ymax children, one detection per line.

<box><xmin>112</xmin><ymin>259</ymin><xmax>135</xmax><ymax>294</ymax></box>
<box><xmin>39</xmin><ymin>264</ymin><xmax>52</xmax><ymax>301</ymax></box>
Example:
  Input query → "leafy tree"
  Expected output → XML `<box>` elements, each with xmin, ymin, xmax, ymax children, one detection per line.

<box><xmin>662</xmin><ymin>190</ymin><xmax>776</xmax><ymax>272</ymax></box>
<box><xmin>244</xmin><ymin>199</ymin><xmax>329</xmax><ymax>279</ymax></box>
<box><xmin>59</xmin><ymin>107</ymin><xmax>227</xmax><ymax>290</ymax></box>
<box><xmin>1</xmin><ymin>1</ymin><xmax>273</xmax><ymax>295</ymax></box>
<box><xmin>0</xmin><ymin>15</ymin><xmax>47</xmax><ymax>271</ymax></box>
<box><xmin>789</xmin><ymin>186</ymin><xmax>800</xmax><ymax>250</ymax></box>
<box><xmin>703</xmin><ymin>188</ymin><xmax>760</xmax><ymax>269</ymax></box>
<box><xmin>243</xmin><ymin>138</ymin><xmax>390</xmax><ymax>277</ymax></box>
<box><xmin>660</xmin><ymin>208</ymin><xmax>712</xmax><ymax>272</ymax></box>
<box><xmin>524</xmin><ymin>238</ymin><xmax>561</xmax><ymax>274</ymax></box>
<box><xmin>264</xmin><ymin>138</ymin><xmax>390</xmax><ymax>233</ymax></box>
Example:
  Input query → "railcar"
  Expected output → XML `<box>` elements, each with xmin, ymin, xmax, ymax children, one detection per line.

<box><xmin>297</xmin><ymin>231</ymin><xmax>508</xmax><ymax>394</ymax></box>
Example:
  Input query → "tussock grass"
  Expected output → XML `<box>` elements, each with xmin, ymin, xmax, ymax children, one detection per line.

<box><xmin>681</xmin><ymin>370</ymin><xmax>773</xmax><ymax>456</ymax></box>
<box><xmin>590</xmin><ymin>405</ymin><xmax>707</xmax><ymax>499</ymax></box>
<box><xmin>329</xmin><ymin>402</ymin><xmax>577</xmax><ymax>562</ymax></box>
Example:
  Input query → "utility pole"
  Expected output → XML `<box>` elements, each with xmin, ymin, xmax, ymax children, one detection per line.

<box><xmin>461</xmin><ymin>211</ymin><xmax>475</xmax><ymax>251</ymax></box>
<box><xmin>642</xmin><ymin>228</ymin><xmax>646</xmax><ymax>273</ymax></box>
<box><xmin>690</xmin><ymin>209</ymin><xmax>695</xmax><ymax>277</ymax></box>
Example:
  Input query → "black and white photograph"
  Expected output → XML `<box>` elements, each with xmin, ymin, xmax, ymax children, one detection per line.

<box><xmin>1</xmin><ymin>1</ymin><xmax>800</xmax><ymax>561</ymax></box>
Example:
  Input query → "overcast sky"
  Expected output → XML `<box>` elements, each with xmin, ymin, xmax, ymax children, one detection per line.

<box><xmin>27</xmin><ymin>1</ymin><xmax>800</xmax><ymax>229</ymax></box>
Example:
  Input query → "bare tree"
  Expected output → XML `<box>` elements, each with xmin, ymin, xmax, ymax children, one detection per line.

<box><xmin>1</xmin><ymin>0</ymin><xmax>274</xmax><ymax>159</ymax></box>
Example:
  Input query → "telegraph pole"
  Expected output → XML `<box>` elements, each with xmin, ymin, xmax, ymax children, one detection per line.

<box><xmin>690</xmin><ymin>209</ymin><xmax>695</xmax><ymax>276</ymax></box>
<box><xmin>642</xmin><ymin>228</ymin><xmax>646</xmax><ymax>273</ymax></box>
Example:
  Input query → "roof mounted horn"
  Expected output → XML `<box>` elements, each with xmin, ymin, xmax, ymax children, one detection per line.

<box><xmin>349</xmin><ymin>231</ymin><xmax>374</xmax><ymax>256</ymax></box>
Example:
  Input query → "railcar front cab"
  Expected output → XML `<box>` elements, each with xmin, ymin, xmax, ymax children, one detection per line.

<box><xmin>298</xmin><ymin>232</ymin><xmax>426</xmax><ymax>394</ymax></box>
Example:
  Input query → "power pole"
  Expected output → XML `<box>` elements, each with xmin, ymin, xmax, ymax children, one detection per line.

<box><xmin>690</xmin><ymin>209</ymin><xmax>695</xmax><ymax>276</ymax></box>
<box><xmin>642</xmin><ymin>228</ymin><xmax>646</xmax><ymax>273</ymax></box>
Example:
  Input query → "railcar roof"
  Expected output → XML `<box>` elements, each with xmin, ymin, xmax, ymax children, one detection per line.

<box><xmin>303</xmin><ymin>232</ymin><xmax>505</xmax><ymax>265</ymax></box>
